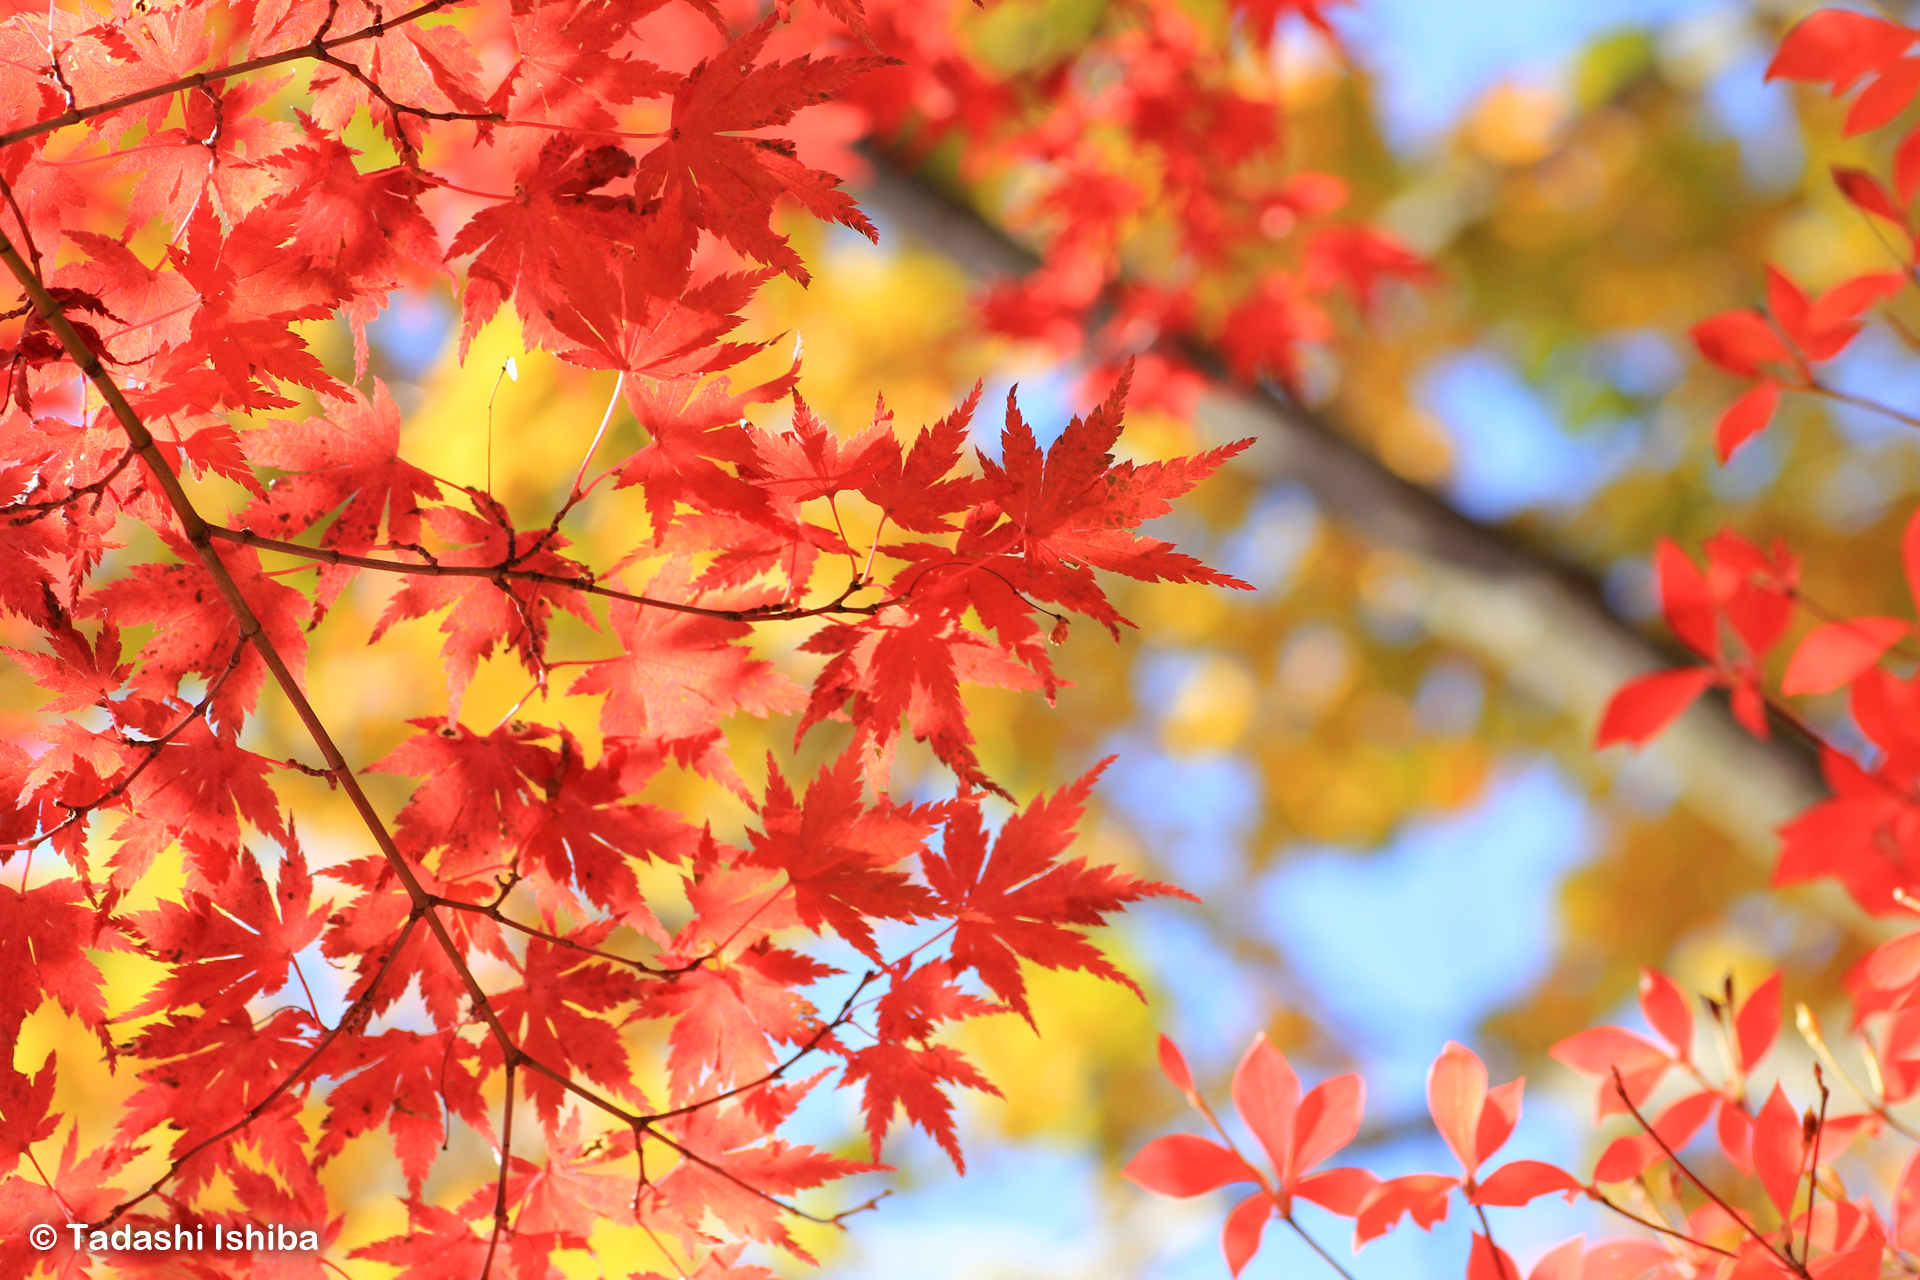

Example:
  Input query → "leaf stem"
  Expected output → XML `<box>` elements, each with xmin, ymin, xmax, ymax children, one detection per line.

<box><xmin>0</xmin><ymin>0</ymin><xmax>480</xmax><ymax>152</ymax></box>
<box><xmin>208</xmin><ymin>525</ymin><xmax>889</xmax><ymax>621</ymax></box>
<box><xmin>1610</xmin><ymin>1069</ymin><xmax>1803</xmax><ymax>1275</ymax></box>
<box><xmin>1587</xmin><ymin>1185</ymin><xmax>1735</xmax><ymax>1259</ymax></box>
<box><xmin>1284</xmin><ymin>1214</ymin><xmax>1357</xmax><ymax>1280</ymax></box>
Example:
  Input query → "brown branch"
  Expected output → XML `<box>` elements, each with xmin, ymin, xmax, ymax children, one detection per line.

<box><xmin>209</xmin><ymin>525</ymin><xmax>887</xmax><ymax>621</ymax></box>
<box><xmin>426</xmin><ymin>894</ymin><xmax>712</xmax><ymax>977</ymax></box>
<box><xmin>645</xmin><ymin>971</ymin><xmax>879</xmax><ymax>1125</ymax></box>
<box><xmin>1800</xmin><ymin>1066</ymin><xmax>1830</xmax><ymax>1267</ymax></box>
<box><xmin>1587</xmin><ymin>1186</ymin><xmax>1736</xmax><ymax>1260</ymax></box>
<box><xmin>1283</xmin><ymin>1215</ymin><xmax>1357</xmax><ymax>1280</ymax></box>
<box><xmin>2</xmin><ymin>447</ymin><xmax>137</xmax><ymax>523</ymax></box>
<box><xmin>97</xmin><ymin>912</ymin><xmax>422</xmax><ymax>1228</ymax></box>
<box><xmin>312</xmin><ymin>48</ymin><xmax>495</xmax><ymax>141</ymax></box>
<box><xmin>1472</xmin><ymin>1202</ymin><xmax>1516</xmax><ymax>1280</ymax></box>
<box><xmin>1806</xmin><ymin>380</ymin><xmax>1920</xmax><ymax>432</ymax></box>
<box><xmin>1611</xmin><ymin>1069</ymin><xmax>1803</xmax><ymax>1275</ymax></box>
<box><xmin>480</xmin><ymin>1058</ymin><xmax>517</xmax><ymax>1280</ymax></box>
<box><xmin>0</xmin><ymin>0</ymin><xmax>484</xmax><ymax>153</ymax></box>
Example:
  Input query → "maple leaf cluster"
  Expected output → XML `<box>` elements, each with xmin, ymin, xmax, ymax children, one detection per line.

<box><xmin>0</xmin><ymin>0</ymin><xmax>1277</xmax><ymax>1276</ymax></box>
<box><xmin>1133</xmin><ymin>971</ymin><xmax>1913</xmax><ymax>1280</ymax></box>
<box><xmin>845</xmin><ymin>0</ymin><xmax>1427</xmax><ymax>414</ymax></box>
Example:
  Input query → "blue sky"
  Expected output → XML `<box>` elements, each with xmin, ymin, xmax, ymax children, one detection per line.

<box><xmin>1346</xmin><ymin>0</ymin><xmax>1732</xmax><ymax>147</ymax></box>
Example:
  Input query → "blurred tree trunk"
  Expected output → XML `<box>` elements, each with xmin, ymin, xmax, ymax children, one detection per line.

<box><xmin>856</xmin><ymin>146</ymin><xmax>1825</xmax><ymax>873</ymax></box>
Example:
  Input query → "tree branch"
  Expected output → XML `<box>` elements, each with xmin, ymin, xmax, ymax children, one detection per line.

<box><xmin>97</xmin><ymin>912</ymin><xmax>422</xmax><ymax>1228</ymax></box>
<box><xmin>0</xmin><ymin>0</ymin><xmax>484</xmax><ymax>153</ymax></box>
<box><xmin>1611</xmin><ymin>1069</ymin><xmax>1801</xmax><ymax>1275</ymax></box>
<box><xmin>426</xmin><ymin>893</ymin><xmax>713</xmax><ymax>977</ymax></box>
<box><xmin>209</xmin><ymin>525</ymin><xmax>884</xmax><ymax>621</ymax></box>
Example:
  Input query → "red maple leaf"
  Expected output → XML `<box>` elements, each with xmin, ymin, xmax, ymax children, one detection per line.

<box><xmin>964</xmin><ymin>370</ymin><xmax>1251</xmax><ymax>634</ymax></box>
<box><xmin>0</xmin><ymin>1052</ymin><xmax>58</xmax><ymax>1178</ymax></box>
<box><xmin>350</xmin><ymin>1200</ymin><xmax>493</xmax><ymax>1280</ymax></box>
<box><xmin>320</xmin><ymin>855</ymin><xmax>511</xmax><ymax>1029</ymax></box>
<box><xmin>838</xmin><ymin>960</ymin><xmax>1000</xmax><ymax>1169</ymax></box>
<box><xmin>855</xmin><ymin>384</ymin><xmax>984</xmax><ymax>533</ymax></box>
<box><xmin>0</xmin><ymin>1126</ymin><xmax>135</xmax><ymax>1280</ymax></box>
<box><xmin>117</xmin><ymin>1007</ymin><xmax>320</xmax><ymax>1197</ymax></box>
<box><xmin>741</xmin><ymin>750</ymin><xmax>940</xmax><ymax>961</ymax></box>
<box><xmin>567</xmin><ymin>560</ymin><xmax>807</xmax><ymax>792</ymax></box>
<box><xmin>127</xmin><ymin>843</ymin><xmax>329</xmax><ymax>1039</ymax></box>
<box><xmin>1</xmin><ymin>616</ymin><xmax>127</xmax><ymax>714</ymax></box>
<box><xmin>446</xmin><ymin>135</ymin><xmax>658</xmax><ymax>356</ymax></box>
<box><xmin>483</xmin><ymin>930</ymin><xmax>652</xmax><ymax>1128</ymax></box>
<box><xmin>242</xmin><ymin>380</ymin><xmax>442</xmax><ymax>606</ymax></box>
<box><xmin>922</xmin><ymin>761</ymin><xmax>1194</xmax><ymax>1022</ymax></box>
<box><xmin>613</xmin><ymin>368</ymin><xmax>796</xmax><ymax>539</ymax></box>
<box><xmin>516</xmin><ymin>734</ymin><xmax>697</xmax><ymax>929</ymax></box>
<box><xmin>369</xmin><ymin>506</ymin><xmax>596</xmax><ymax>718</ymax></box>
<box><xmin>631</xmin><ymin>18</ymin><xmax>883</xmax><ymax>281</ymax></box>
<box><xmin>85</xmin><ymin>534</ymin><xmax>310</xmax><ymax>730</ymax></box>
<box><xmin>0</xmin><ymin>879</ymin><xmax>120</xmax><ymax>1054</ymax></box>
<box><xmin>750</xmin><ymin>393</ymin><xmax>897</xmax><ymax>502</ymax></box>
<box><xmin>104</xmin><ymin>713</ymin><xmax>289</xmax><ymax>889</ymax></box>
<box><xmin>647</xmin><ymin>938</ymin><xmax>836</xmax><ymax>1100</ymax></box>
<box><xmin>371</xmin><ymin>717</ymin><xmax>554</xmax><ymax>869</ymax></box>
<box><xmin>318</xmin><ymin>1030</ymin><xmax>490</xmax><ymax>1195</ymax></box>
<box><xmin>655</xmin><ymin>1078</ymin><xmax>873</xmax><ymax>1258</ymax></box>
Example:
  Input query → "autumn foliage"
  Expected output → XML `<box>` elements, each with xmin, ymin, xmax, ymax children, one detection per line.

<box><xmin>20</xmin><ymin>0</ymin><xmax>1920</xmax><ymax>1277</ymax></box>
<box><xmin>0</xmin><ymin>0</ymin><xmax>1359</xmax><ymax>1273</ymax></box>
<box><xmin>1123</xmin><ymin>8</ymin><xmax>1920</xmax><ymax>1280</ymax></box>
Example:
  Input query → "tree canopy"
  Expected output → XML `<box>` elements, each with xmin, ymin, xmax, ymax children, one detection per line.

<box><xmin>9</xmin><ymin>1</ymin><xmax>1920</xmax><ymax>1278</ymax></box>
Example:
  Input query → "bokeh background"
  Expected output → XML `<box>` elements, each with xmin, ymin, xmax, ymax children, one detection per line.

<box><xmin>9</xmin><ymin>0</ymin><xmax>1919</xmax><ymax>1276</ymax></box>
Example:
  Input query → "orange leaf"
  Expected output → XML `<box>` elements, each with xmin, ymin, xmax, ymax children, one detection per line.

<box><xmin>1691</xmin><ymin>310</ymin><xmax>1791</xmax><ymax>378</ymax></box>
<box><xmin>1595</xmin><ymin>668</ymin><xmax>1716</xmax><ymax>748</ymax></box>
<box><xmin>1427</xmin><ymin>1041</ymin><xmax>1487</xmax><ymax>1175</ymax></box>
<box><xmin>1222</xmin><ymin>1193</ymin><xmax>1273</xmax><ymax>1278</ymax></box>
<box><xmin>1835</xmin><ymin>166</ymin><xmax>1906</xmax><ymax>222</ymax></box>
<box><xmin>1715</xmin><ymin>380</ymin><xmax>1779</xmax><ymax>462</ymax></box>
<box><xmin>1638</xmin><ymin>968</ymin><xmax>1692</xmax><ymax>1059</ymax></box>
<box><xmin>1767</xmin><ymin>11</ymin><xmax>1915</xmax><ymax>86</ymax></box>
<box><xmin>1736</xmin><ymin>973</ymin><xmax>1783</xmax><ymax>1072</ymax></box>
<box><xmin>1124</xmin><ymin>1134</ymin><xmax>1260</xmax><ymax>1198</ymax></box>
<box><xmin>1781</xmin><ymin>617</ymin><xmax>1909</xmax><ymax>695</ymax></box>
<box><xmin>1471</xmin><ymin>1160</ymin><xmax>1582</xmax><ymax>1207</ymax></box>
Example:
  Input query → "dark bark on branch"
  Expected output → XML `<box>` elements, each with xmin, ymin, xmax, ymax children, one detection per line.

<box><xmin>853</xmin><ymin>146</ymin><xmax>1824</xmax><ymax>869</ymax></box>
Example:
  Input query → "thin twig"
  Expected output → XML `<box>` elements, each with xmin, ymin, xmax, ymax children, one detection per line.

<box><xmin>1807</xmin><ymin>380</ymin><xmax>1920</xmax><ymax>431</ymax></box>
<box><xmin>1801</xmin><ymin>1066</ymin><xmax>1829</xmax><ymax>1267</ymax></box>
<box><xmin>427</xmin><ymin>894</ymin><xmax>711</xmax><ymax>978</ymax></box>
<box><xmin>480</xmin><ymin>1059</ymin><xmax>517</xmax><ymax>1280</ymax></box>
<box><xmin>1284</xmin><ymin>1215</ymin><xmax>1357</xmax><ymax>1280</ymax></box>
<box><xmin>0</xmin><ymin>641</ymin><xmax>246</xmax><ymax>853</ymax></box>
<box><xmin>97</xmin><ymin>913</ymin><xmax>422</xmax><ymax>1228</ymax></box>
<box><xmin>1472</xmin><ymin>1202</ymin><xmax>1515</xmax><ymax>1280</ymax></box>
<box><xmin>0</xmin><ymin>448</ymin><xmax>134</xmax><ymax>522</ymax></box>
<box><xmin>646</xmin><ymin>972</ymin><xmax>879</xmax><ymax>1124</ymax></box>
<box><xmin>1611</xmin><ymin>1069</ymin><xmax>1802</xmax><ymax>1275</ymax></box>
<box><xmin>1587</xmin><ymin>1185</ymin><xmax>1737</xmax><ymax>1259</ymax></box>
<box><xmin>208</xmin><ymin>525</ymin><xmax>887</xmax><ymax>621</ymax></box>
<box><xmin>0</xmin><ymin>0</ymin><xmax>485</xmax><ymax>152</ymax></box>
